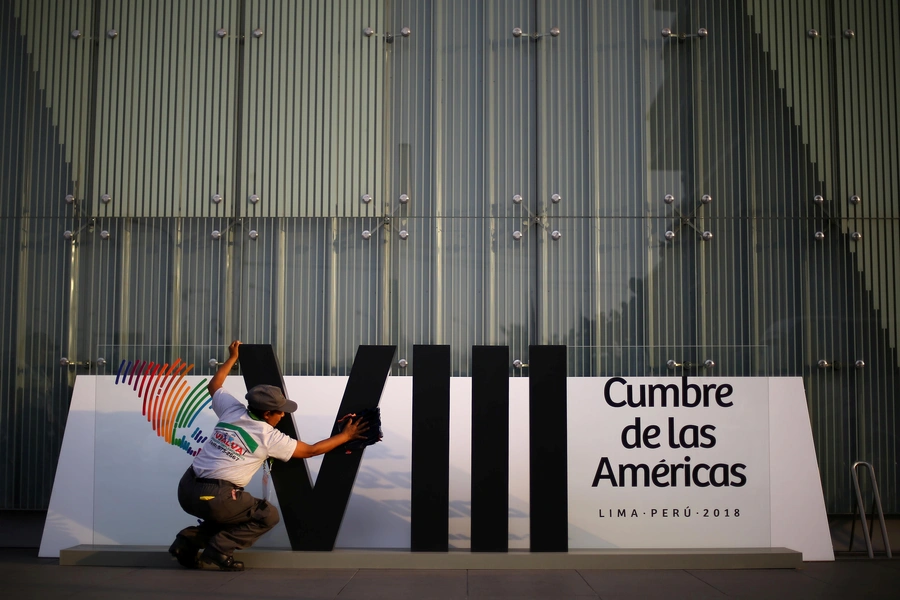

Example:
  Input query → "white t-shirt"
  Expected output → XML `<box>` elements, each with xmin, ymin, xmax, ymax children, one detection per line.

<box><xmin>191</xmin><ymin>388</ymin><xmax>298</xmax><ymax>488</ymax></box>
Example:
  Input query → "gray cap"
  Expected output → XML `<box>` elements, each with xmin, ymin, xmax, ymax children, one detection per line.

<box><xmin>245</xmin><ymin>384</ymin><xmax>298</xmax><ymax>413</ymax></box>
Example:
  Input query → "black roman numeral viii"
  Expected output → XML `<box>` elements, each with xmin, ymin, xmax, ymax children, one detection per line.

<box><xmin>240</xmin><ymin>343</ymin><xmax>568</xmax><ymax>552</ymax></box>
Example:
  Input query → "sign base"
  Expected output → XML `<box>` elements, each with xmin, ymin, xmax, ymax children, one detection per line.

<box><xmin>60</xmin><ymin>545</ymin><xmax>803</xmax><ymax>570</ymax></box>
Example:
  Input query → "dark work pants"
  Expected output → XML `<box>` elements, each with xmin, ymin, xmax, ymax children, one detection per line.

<box><xmin>176</xmin><ymin>466</ymin><xmax>280</xmax><ymax>556</ymax></box>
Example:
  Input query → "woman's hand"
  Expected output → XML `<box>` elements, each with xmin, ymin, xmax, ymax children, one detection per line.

<box><xmin>291</xmin><ymin>415</ymin><xmax>372</xmax><ymax>459</ymax></box>
<box><xmin>208</xmin><ymin>340</ymin><xmax>242</xmax><ymax>395</ymax></box>
<box><xmin>338</xmin><ymin>414</ymin><xmax>370</xmax><ymax>441</ymax></box>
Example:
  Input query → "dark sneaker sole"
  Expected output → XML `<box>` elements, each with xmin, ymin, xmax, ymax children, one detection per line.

<box><xmin>199</xmin><ymin>559</ymin><xmax>244</xmax><ymax>572</ymax></box>
<box><xmin>168</xmin><ymin>539</ymin><xmax>200</xmax><ymax>569</ymax></box>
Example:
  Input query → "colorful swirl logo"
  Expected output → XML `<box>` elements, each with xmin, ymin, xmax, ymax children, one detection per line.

<box><xmin>115</xmin><ymin>358</ymin><xmax>212</xmax><ymax>456</ymax></box>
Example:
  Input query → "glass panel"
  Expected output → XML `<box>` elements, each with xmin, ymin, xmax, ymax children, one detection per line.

<box><xmin>92</xmin><ymin>0</ymin><xmax>240</xmax><ymax>218</ymax></box>
<box><xmin>7</xmin><ymin>0</ymin><xmax>94</xmax><ymax>218</ymax></box>
<box><xmin>536</xmin><ymin>0</ymin><xmax>692</xmax><ymax>220</ymax></box>
<box><xmin>234</xmin><ymin>217</ymin><xmax>386</xmax><ymax>373</ymax></box>
<box><xmin>240</xmin><ymin>0</ymin><xmax>384</xmax><ymax>218</ymax></box>
<box><xmin>0</xmin><ymin>218</ymin><xmax>74</xmax><ymax>508</ymax></box>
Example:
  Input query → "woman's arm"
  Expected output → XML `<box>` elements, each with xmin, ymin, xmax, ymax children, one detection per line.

<box><xmin>207</xmin><ymin>340</ymin><xmax>241</xmax><ymax>395</ymax></box>
<box><xmin>291</xmin><ymin>414</ymin><xmax>369</xmax><ymax>459</ymax></box>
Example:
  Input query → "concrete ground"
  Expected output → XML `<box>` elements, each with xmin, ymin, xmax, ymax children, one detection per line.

<box><xmin>3</xmin><ymin>512</ymin><xmax>898</xmax><ymax>598</ymax></box>
<box><xmin>2</xmin><ymin>548</ymin><xmax>899</xmax><ymax>600</ymax></box>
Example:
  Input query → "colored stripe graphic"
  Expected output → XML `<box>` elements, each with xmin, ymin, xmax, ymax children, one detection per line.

<box><xmin>163</xmin><ymin>381</ymin><xmax>191</xmax><ymax>443</ymax></box>
<box><xmin>137</xmin><ymin>362</ymin><xmax>154</xmax><ymax>398</ymax></box>
<box><xmin>153</xmin><ymin>360</ymin><xmax>183</xmax><ymax>435</ymax></box>
<box><xmin>156</xmin><ymin>361</ymin><xmax>186</xmax><ymax>436</ymax></box>
<box><xmin>174</xmin><ymin>382</ymin><xmax>212</xmax><ymax>435</ymax></box>
<box><xmin>131</xmin><ymin>360</ymin><xmax>147</xmax><ymax>390</ymax></box>
<box><xmin>141</xmin><ymin>363</ymin><xmax>162</xmax><ymax>417</ymax></box>
<box><xmin>163</xmin><ymin>364</ymin><xmax>193</xmax><ymax>439</ymax></box>
<box><xmin>115</xmin><ymin>356</ymin><xmax>211</xmax><ymax>457</ymax></box>
<box><xmin>144</xmin><ymin>362</ymin><xmax>169</xmax><ymax>418</ymax></box>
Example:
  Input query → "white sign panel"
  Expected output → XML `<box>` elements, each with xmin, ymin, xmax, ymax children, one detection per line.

<box><xmin>42</xmin><ymin>374</ymin><xmax>832</xmax><ymax>560</ymax></box>
<box><xmin>568</xmin><ymin>377</ymin><xmax>770</xmax><ymax>548</ymax></box>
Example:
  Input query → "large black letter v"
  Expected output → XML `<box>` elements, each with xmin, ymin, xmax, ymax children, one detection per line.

<box><xmin>238</xmin><ymin>344</ymin><xmax>396</xmax><ymax>550</ymax></box>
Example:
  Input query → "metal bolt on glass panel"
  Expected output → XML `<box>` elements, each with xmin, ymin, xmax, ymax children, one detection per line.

<box><xmin>59</xmin><ymin>358</ymin><xmax>90</xmax><ymax>368</ymax></box>
<box><xmin>512</xmin><ymin>26</ymin><xmax>560</xmax><ymax>41</ymax></box>
<box><xmin>364</xmin><ymin>26</ymin><xmax>411</xmax><ymax>44</ymax></box>
<box><xmin>62</xmin><ymin>219</ymin><xmax>94</xmax><ymax>242</ymax></box>
<box><xmin>662</xmin><ymin>27</ymin><xmax>707</xmax><ymax>42</ymax></box>
<box><xmin>211</xmin><ymin>220</ymin><xmax>239</xmax><ymax>241</ymax></box>
<box><xmin>360</xmin><ymin>194</ymin><xmax>412</xmax><ymax>243</ymax></box>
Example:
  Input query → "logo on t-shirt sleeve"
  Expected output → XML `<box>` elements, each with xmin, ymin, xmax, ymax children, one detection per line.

<box><xmin>209</xmin><ymin>422</ymin><xmax>259</xmax><ymax>461</ymax></box>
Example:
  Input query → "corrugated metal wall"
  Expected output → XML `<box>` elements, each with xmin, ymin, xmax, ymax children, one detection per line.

<box><xmin>1</xmin><ymin>0</ymin><xmax>897</xmax><ymax>513</ymax></box>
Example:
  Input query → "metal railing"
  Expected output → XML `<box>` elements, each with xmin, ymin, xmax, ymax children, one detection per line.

<box><xmin>849</xmin><ymin>461</ymin><xmax>892</xmax><ymax>558</ymax></box>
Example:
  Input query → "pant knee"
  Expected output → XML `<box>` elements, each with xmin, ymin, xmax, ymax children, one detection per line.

<box><xmin>254</xmin><ymin>501</ymin><xmax>280</xmax><ymax>530</ymax></box>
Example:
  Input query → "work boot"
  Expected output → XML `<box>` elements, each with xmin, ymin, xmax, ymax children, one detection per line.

<box><xmin>199</xmin><ymin>547</ymin><xmax>244</xmax><ymax>571</ymax></box>
<box><xmin>168</xmin><ymin>535</ymin><xmax>200</xmax><ymax>569</ymax></box>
